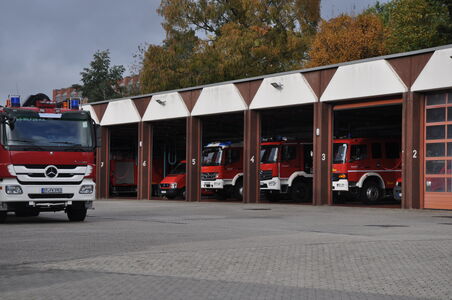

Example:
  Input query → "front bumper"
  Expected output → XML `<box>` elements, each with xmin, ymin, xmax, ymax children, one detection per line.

<box><xmin>260</xmin><ymin>177</ymin><xmax>281</xmax><ymax>191</ymax></box>
<box><xmin>0</xmin><ymin>178</ymin><xmax>96</xmax><ymax>205</ymax></box>
<box><xmin>160</xmin><ymin>188</ymin><xmax>179</xmax><ymax>197</ymax></box>
<box><xmin>332</xmin><ymin>179</ymin><xmax>349</xmax><ymax>191</ymax></box>
<box><xmin>201</xmin><ymin>179</ymin><xmax>224</xmax><ymax>189</ymax></box>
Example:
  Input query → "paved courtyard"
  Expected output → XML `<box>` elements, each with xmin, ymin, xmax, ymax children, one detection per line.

<box><xmin>0</xmin><ymin>200</ymin><xmax>451</xmax><ymax>300</ymax></box>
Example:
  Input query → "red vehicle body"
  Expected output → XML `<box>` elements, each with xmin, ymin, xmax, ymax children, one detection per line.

<box><xmin>260</xmin><ymin>140</ymin><xmax>313</xmax><ymax>202</ymax></box>
<box><xmin>201</xmin><ymin>142</ymin><xmax>243</xmax><ymax>200</ymax></box>
<box><xmin>0</xmin><ymin>94</ymin><xmax>98</xmax><ymax>222</ymax></box>
<box><xmin>159</xmin><ymin>160</ymin><xmax>186</xmax><ymax>199</ymax></box>
<box><xmin>110</xmin><ymin>159</ymin><xmax>137</xmax><ymax>195</ymax></box>
<box><xmin>332</xmin><ymin>138</ymin><xmax>401</xmax><ymax>203</ymax></box>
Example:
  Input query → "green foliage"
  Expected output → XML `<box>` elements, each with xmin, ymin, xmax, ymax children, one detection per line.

<box><xmin>369</xmin><ymin>0</ymin><xmax>450</xmax><ymax>53</ymax></box>
<box><xmin>78</xmin><ymin>50</ymin><xmax>125</xmax><ymax>102</ymax></box>
<box><xmin>140</xmin><ymin>0</ymin><xmax>320</xmax><ymax>93</ymax></box>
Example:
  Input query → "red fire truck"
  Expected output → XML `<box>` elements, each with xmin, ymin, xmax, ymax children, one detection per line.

<box><xmin>332</xmin><ymin>138</ymin><xmax>401</xmax><ymax>203</ymax></box>
<box><xmin>260</xmin><ymin>139</ymin><xmax>313</xmax><ymax>202</ymax></box>
<box><xmin>201</xmin><ymin>142</ymin><xmax>243</xmax><ymax>200</ymax></box>
<box><xmin>0</xmin><ymin>94</ymin><xmax>98</xmax><ymax>222</ymax></box>
<box><xmin>159</xmin><ymin>160</ymin><xmax>186</xmax><ymax>199</ymax></box>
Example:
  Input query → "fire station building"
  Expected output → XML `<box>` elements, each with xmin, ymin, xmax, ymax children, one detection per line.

<box><xmin>83</xmin><ymin>44</ymin><xmax>452</xmax><ymax>210</ymax></box>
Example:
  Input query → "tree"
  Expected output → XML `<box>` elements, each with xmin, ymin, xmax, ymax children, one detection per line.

<box><xmin>78</xmin><ymin>50</ymin><xmax>125</xmax><ymax>102</ymax></box>
<box><xmin>306</xmin><ymin>14</ymin><xmax>387</xmax><ymax>68</ymax></box>
<box><xmin>140</xmin><ymin>0</ymin><xmax>320</xmax><ymax>94</ymax></box>
<box><xmin>369</xmin><ymin>0</ymin><xmax>449</xmax><ymax>53</ymax></box>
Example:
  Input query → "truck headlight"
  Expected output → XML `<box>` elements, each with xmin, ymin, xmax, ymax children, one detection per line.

<box><xmin>6</xmin><ymin>185</ymin><xmax>23</xmax><ymax>194</ymax></box>
<box><xmin>268</xmin><ymin>180</ymin><xmax>277</xmax><ymax>186</ymax></box>
<box><xmin>79</xmin><ymin>185</ymin><xmax>94</xmax><ymax>194</ymax></box>
<box><xmin>85</xmin><ymin>165</ymin><xmax>93</xmax><ymax>176</ymax></box>
<box><xmin>170</xmin><ymin>183</ymin><xmax>177</xmax><ymax>189</ymax></box>
<box><xmin>7</xmin><ymin>165</ymin><xmax>16</xmax><ymax>176</ymax></box>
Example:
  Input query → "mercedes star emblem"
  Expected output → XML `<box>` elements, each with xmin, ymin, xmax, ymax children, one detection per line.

<box><xmin>45</xmin><ymin>165</ymin><xmax>58</xmax><ymax>178</ymax></box>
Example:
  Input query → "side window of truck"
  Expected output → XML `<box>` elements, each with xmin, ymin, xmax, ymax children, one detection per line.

<box><xmin>372</xmin><ymin>143</ymin><xmax>382</xmax><ymax>159</ymax></box>
<box><xmin>385</xmin><ymin>142</ymin><xmax>400</xmax><ymax>159</ymax></box>
<box><xmin>227</xmin><ymin>148</ymin><xmax>241</xmax><ymax>164</ymax></box>
<box><xmin>282</xmin><ymin>145</ymin><xmax>297</xmax><ymax>161</ymax></box>
<box><xmin>350</xmin><ymin>144</ymin><xmax>368</xmax><ymax>162</ymax></box>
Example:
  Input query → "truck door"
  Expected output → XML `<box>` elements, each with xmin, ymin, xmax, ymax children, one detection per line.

<box><xmin>280</xmin><ymin>144</ymin><xmax>299</xmax><ymax>179</ymax></box>
<box><xmin>224</xmin><ymin>148</ymin><xmax>242</xmax><ymax>180</ymax></box>
<box><xmin>383</xmin><ymin>141</ymin><xmax>401</xmax><ymax>188</ymax></box>
<box><xmin>349</xmin><ymin>143</ymin><xmax>368</xmax><ymax>184</ymax></box>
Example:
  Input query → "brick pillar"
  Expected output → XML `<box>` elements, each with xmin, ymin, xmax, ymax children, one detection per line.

<box><xmin>98</xmin><ymin>126</ymin><xmax>110</xmax><ymax>199</ymax></box>
<box><xmin>313</xmin><ymin>102</ymin><xmax>333</xmax><ymax>205</ymax></box>
<box><xmin>137</xmin><ymin>122</ymin><xmax>153</xmax><ymax>200</ymax></box>
<box><xmin>402</xmin><ymin>92</ymin><xmax>423</xmax><ymax>209</ymax></box>
<box><xmin>243</xmin><ymin>110</ymin><xmax>261</xmax><ymax>203</ymax></box>
<box><xmin>186</xmin><ymin>117</ymin><xmax>202</xmax><ymax>202</ymax></box>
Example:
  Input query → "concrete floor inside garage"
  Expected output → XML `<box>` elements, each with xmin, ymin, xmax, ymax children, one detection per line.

<box><xmin>332</xmin><ymin>103</ymin><xmax>402</xmax><ymax>208</ymax></box>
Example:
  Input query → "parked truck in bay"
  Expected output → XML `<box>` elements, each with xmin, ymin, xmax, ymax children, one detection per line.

<box><xmin>260</xmin><ymin>138</ymin><xmax>313</xmax><ymax>202</ymax></box>
<box><xmin>0</xmin><ymin>94</ymin><xmax>99</xmax><ymax>222</ymax></box>
<box><xmin>159</xmin><ymin>160</ymin><xmax>186</xmax><ymax>199</ymax></box>
<box><xmin>332</xmin><ymin>138</ymin><xmax>401</xmax><ymax>203</ymax></box>
<box><xmin>201</xmin><ymin>142</ymin><xmax>243</xmax><ymax>200</ymax></box>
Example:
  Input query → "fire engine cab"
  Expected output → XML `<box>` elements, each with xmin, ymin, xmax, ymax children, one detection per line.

<box><xmin>201</xmin><ymin>142</ymin><xmax>243</xmax><ymax>200</ymax></box>
<box><xmin>159</xmin><ymin>160</ymin><xmax>186</xmax><ymax>199</ymax></box>
<box><xmin>0</xmin><ymin>94</ymin><xmax>98</xmax><ymax>222</ymax></box>
<box><xmin>332</xmin><ymin>138</ymin><xmax>401</xmax><ymax>203</ymax></box>
<box><xmin>260</xmin><ymin>138</ymin><xmax>313</xmax><ymax>202</ymax></box>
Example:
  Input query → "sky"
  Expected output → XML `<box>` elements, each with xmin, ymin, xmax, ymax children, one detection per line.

<box><xmin>0</xmin><ymin>0</ymin><xmax>389</xmax><ymax>103</ymax></box>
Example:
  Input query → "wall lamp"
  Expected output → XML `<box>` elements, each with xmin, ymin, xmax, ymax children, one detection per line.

<box><xmin>155</xmin><ymin>99</ymin><xmax>166</xmax><ymax>105</ymax></box>
<box><xmin>270</xmin><ymin>82</ymin><xmax>283</xmax><ymax>89</ymax></box>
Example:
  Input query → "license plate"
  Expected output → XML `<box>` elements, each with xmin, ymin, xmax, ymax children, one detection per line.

<box><xmin>161</xmin><ymin>190</ymin><xmax>166</xmax><ymax>194</ymax></box>
<box><xmin>41</xmin><ymin>188</ymin><xmax>62</xmax><ymax>194</ymax></box>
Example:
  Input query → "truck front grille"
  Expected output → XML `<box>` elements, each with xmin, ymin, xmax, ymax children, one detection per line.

<box><xmin>259</xmin><ymin>170</ymin><xmax>273</xmax><ymax>181</ymax></box>
<box><xmin>28</xmin><ymin>193</ymin><xmax>74</xmax><ymax>199</ymax></box>
<box><xmin>201</xmin><ymin>172</ymin><xmax>217</xmax><ymax>181</ymax></box>
<box><xmin>13</xmin><ymin>165</ymin><xmax>88</xmax><ymax>184</ymax></box>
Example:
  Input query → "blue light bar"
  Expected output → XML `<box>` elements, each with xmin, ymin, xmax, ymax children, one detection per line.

<box><xmin>70</xmin><ymin>98</ymin><xmax>80</xmax><ymax>109</ymax></box>
<box><xmin>10</xmin><ymin>96</ymin><xmax>20</xmax><ymax>107</ymax></box>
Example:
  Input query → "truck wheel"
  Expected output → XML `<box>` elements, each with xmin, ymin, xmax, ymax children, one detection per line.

<box><xmin>0</xmin><ymin>211</ymin><xmax>6</xmax><ymax>223</ymax></box>
<box><xmin>360</xmin><ymin>180</ymin><xmax>382</xmax><ymax>204</ymax></box>
<box><xmin>67</xmin><ymin>207</ymin><xmax>87</xmax><ymax>222</ymax></box>
<box><xmin>234</xmin><ymin>180</ymin><xmax>243</xmax><ymax>201</ymax></box>
<box><xmin>290</xmin><ymin>181</ymin><xmax>311</xmax><ymax>202</ymax></box>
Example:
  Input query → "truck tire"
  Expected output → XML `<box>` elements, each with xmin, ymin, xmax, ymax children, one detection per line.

<box><xmin>290</xmin><ymin>181</ymin><xmax>311</xmax><ymax>202</ymax></box>
<box><xmin>0</xmin><ymin>211</ymin><xmax>6</xmax><ymax>223</ymax></box>
<box><xmin>67</xmin><ymin>207</ymin><xmax>87</xmax><ymax>222</ymax></box>
<box><xmin>360</xmin><ymin>180</ymin><xmax>382</xmax><ymax>204</ymax></box>
<box><xmin>234</xmin><ymin>179</ymin><xmax>243</xmax><ymax>201</ymax></box>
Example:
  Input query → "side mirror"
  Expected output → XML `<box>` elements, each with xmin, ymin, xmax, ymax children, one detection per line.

<box><xmin>95</xmin><ymin>124</ymin><xmax>102</xmax><ymax>148</ymax></box>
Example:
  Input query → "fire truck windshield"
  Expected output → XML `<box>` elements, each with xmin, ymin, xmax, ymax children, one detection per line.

<box><xmin>4</xmin><ymin>117</ymin><xmax>93</xmax><ymax>150</ymax></box>
<box><xmin>333</xmin><ymin>143</ymin><xmax>347</xmax><ymax>164</ymax></box>
<box><xmin>260</xmin><ymin>146</ymin><xmax>278</xmax><ymax>164</ymax></box>
<box><xmin>202</xmin><ymin>147</ymin><xmax>223</xmax><ymax>166</ymax></box>
<box><xmin>169</xmin><ymin>162</ymin><xmax>186</xmax><ymax>175</ymax></box>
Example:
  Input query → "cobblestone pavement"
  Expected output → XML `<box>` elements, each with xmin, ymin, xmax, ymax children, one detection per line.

<box><xmin>1</xmin><ymin>200</ymin><xmax>451</xmax><ymax>299</ymax></box>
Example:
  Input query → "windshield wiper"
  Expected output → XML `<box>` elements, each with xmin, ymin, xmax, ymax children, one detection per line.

<box><xmin>7</xmin><ymin>139</ymin><xmax>34</xmax><ymax>144</ymax></box>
